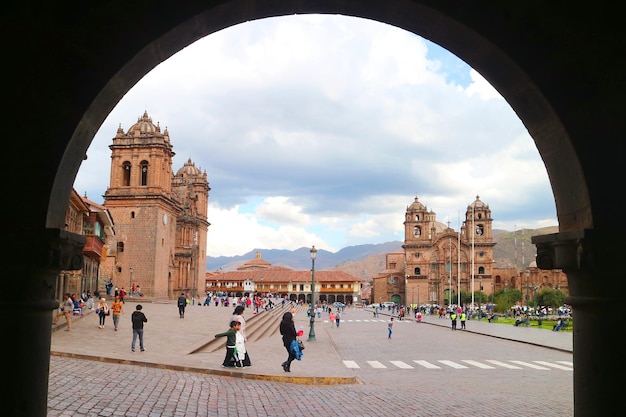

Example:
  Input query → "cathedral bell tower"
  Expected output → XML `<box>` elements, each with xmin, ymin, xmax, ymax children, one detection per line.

<box><xmin>463</xmin><ymin>195</ymin><xmax>495</xmax><ymax>282</ymax></box>
<box><xmin>103</xmin><ymin>111</ymin><xmax>180</xmax><ymax>299</ymax></box>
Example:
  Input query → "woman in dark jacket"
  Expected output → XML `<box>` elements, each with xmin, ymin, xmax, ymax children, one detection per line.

<box><xmin>279</xmin><ymin>312</ymin><xmax>297</xmax><ymax>372</ymax></box>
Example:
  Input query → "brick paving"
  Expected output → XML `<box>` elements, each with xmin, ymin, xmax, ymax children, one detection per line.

<box><xmin>47</xmin><ymin>301</ymin><xmax>573</xmax><ymax>416</ymax></box>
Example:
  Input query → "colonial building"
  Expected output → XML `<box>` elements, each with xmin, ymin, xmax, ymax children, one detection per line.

<box><xmin>102</xmin><ymin>111</ymin><xmax>210</xmax><ymax>299</ymax></box>
<box><xmin>372</xmin><ymin>195</ymin><xmax>496</xmax><ymax>306</ymax></box>
<box><xmin>205</xmin><ymin>252</ymin><xmax>364</xmax><ymax>305</ymax></box>
<box><xmin>372</xmin><ymin>196</ymin><xmax>568</xmax><ymax>307</ymax></box>
<box><xmin>55</xmin><ymin>189</ymin><xmax>115</xmax><ymax>301</ymax></box>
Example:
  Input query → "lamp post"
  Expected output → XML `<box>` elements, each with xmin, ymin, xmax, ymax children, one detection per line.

<box><xmin>129</xmin><ymin>267</ymin><xmax>133</xmax><ymax>297</ymax></box>
<box><xmin>525</xmin><ymin>268</ymin><xmax>530</xmax><ymax>310</ymax></box>
<box><xmin>478</xmin><ymin>276</ymin><xmax>482</xmax><ymax>320</ymax></box>
<box><xmin>308</xmin><ymin>246</ymin><xmax>317</xmax><ymax>341</ymax></box>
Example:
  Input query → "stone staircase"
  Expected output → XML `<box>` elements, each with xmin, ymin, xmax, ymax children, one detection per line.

<box><xmin>188</xmin><ymin>304</ymin><xmax>306</xmax><ymax>354</ymax></box>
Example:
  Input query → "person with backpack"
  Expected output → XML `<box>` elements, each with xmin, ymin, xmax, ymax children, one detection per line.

<box><xmin>177</xmin><ymin>292</ymin><xmax>187</xmax><ymax>318</ymax></box>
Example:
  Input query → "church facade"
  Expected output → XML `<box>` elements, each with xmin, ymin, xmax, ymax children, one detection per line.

<box><xmin>101</xmin><ymin>111</ymin><xmax>210</xmax><ymax>299</ymax></box>
<box><xmin>372</xmin><ymin>196</ymin><xmax>496</xmax><ymax>306</ymax></box>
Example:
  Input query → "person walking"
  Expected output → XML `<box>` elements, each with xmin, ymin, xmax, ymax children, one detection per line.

<box><xmin>279</xmin><ymin>312</ymin><xmax>297</xmax><ymax>372</ymax></box>
<box><xmin>96</xmin><ymin>297</ymin><xmax>109</xmax><ymax>329</ymax></box>
<box><xmin>110</xmin><ymin>295</ymin><xmax>124</xmax><ymax>331</ymax></box>
<box><xmin>177</xmin><ymin>292</ymin><xmax>187</xmax><ymax>318</ymax></box>
<box><xmin>214</xmin><ymin>320</ymin><xmax>240</xmax><ymax>368</ymax></box>
<box><xmin>335</xmin><ymin>310</ymin><xmax>341</xmax><ymax>327</ymax></box>
<box><xmin>329</xmin><ymin>310</ymin><xmax>336</xmax><ymax>327</ymax></box>
<box><xmin>234</xmin><ymin>321</ymin><xmax>251</xmax><ymax>367</ymax></box>
<box><xmin>53</xmin><ymin>293</ymin><xmax>74</xmax><ymax>331</ymax></box>
<box><xmin>387</xmin><ymin>316</ymin><xmax>394</xmax><ymax>339</ymax></box>
<box><xmin>131</xmin><ymin>304</ymin><xmax>147</xmax><ymax>352</ymax></box>
<box><xmin>231</xmin><ymin>305</ymin><xmax>247</xmax><ymax>342</ymax></box>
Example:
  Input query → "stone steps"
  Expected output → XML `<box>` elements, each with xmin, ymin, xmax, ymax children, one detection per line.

<box><xmin>188</xmin><ymin>304</ymin><xmax>305</xmax><ymax>354</ymax></box>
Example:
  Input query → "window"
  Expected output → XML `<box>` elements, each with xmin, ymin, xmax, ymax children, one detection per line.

<box><xmin>123</xmin><ymin>161</ymin><xmax>131</xmax><ymax>186</ymax></box>
<box><xmin>140</xmin><ymin>160</ymin><xmax>149</xmax><ymax>186</ymax></box>
<box><xmin>415</xmin><ymin>215</ymin><xmax>420</xmax><ymax>221</ymax></box>
<box><xmin>479</xmin><ymin>251</ymin><xmax>484</xmax><ymax>257</ymax></box>
<box><xmin>478</xmin><ymin>266</ymin><xmax>485</xmax><ymax>274</ymax></box>
<box><xmin>117</xmin><ymin>242</ymin><xmax>124</xmax><ymax>253</ymax></box>
<box><xmin>414</xmin><ymin>267</ymin><xmax>421</xmax><ymax>275</ymax></box>
<box><xmin>414</xmin><ymin>253</ymin><xmax>420</xmax><ymax>258</ymax></box>
<box><xmin>414</xmin><ymin>226</ymin><xmax>421</xmax><ymax>236</ymax></box>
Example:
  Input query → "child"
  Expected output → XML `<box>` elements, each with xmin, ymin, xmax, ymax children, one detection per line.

<box><xmin>234</xmin><ymin>324</ymin><xmax>251</xmax><ymax>367</ymax></box>
<box><xmin>215</xmin><ymin>320</ymin><xmax>241</xmax><ymax>368</ymax></box>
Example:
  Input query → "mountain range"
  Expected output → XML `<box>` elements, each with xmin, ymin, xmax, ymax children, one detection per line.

<box><xmin>206</xmin><ymin>226</ymin><xmax>558</xmax><ymax>281</ymax></box>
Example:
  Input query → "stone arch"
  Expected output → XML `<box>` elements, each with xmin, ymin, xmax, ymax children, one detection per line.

<box><xmin>7</xmin><ymin>3</ymin><xmax>623</xmax><ymax>416</ymax></box>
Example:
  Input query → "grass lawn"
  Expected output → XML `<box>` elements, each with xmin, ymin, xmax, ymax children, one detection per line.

<box><xmin>474</xmin><ymin>316</ymin><xmax>573</xmax><ymax>332</ymax></box>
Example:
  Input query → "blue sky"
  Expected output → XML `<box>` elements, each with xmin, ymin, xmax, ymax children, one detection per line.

<box><xmin>73</xmin><ymin>14</ymin><xmax>557</xmax><ymax>257</ymax></box>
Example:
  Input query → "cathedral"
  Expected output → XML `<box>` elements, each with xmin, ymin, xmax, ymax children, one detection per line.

<box><xmin>101</xmin><ymin>111</ymin><xmax>210</xmax><ymax>300</ymax></box>
<box><xmin>372</xmin><ymin>195</ymin><xmax>495</xmax><ymax>306</ymax></box>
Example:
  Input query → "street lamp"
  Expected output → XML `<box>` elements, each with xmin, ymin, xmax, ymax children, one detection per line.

<box><xmin>525</xmin><ymin>269</ymin><xmax>530</xmax><ymax>310</ymax></box>
<box><xmin>308</xmin><ymin>246</ymin><xmax>317</xmax><ymax>342</ymax></box>
<box><xmin>478</xmin><ymin>276</ymin><xmax>482</xmax><ymax>319</ymax></box>
<box><xmin>129</xmin><ymin>267</ymin><xmax>133</xmax><ymax>297</ymax></box>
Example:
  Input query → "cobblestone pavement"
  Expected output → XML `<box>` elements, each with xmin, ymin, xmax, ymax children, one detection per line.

<box><xmin>47</xmin><ymin>301</ymin><xmax>573</xmax><ymax>416</ymax></box>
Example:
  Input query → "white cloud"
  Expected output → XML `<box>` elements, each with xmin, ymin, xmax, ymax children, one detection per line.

<box><xmin>75</xmin><ymin>14</ymin><xmax>556</xmax><ymax>257</ymax></box>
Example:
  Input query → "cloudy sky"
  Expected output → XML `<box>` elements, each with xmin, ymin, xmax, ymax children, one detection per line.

<box><xmin>74</xmin><ymin>14</ymin><xmax>557</xmax><ymax>257</ymax></box>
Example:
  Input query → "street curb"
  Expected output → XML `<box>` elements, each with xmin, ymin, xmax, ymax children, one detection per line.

<box><xmin>50</xmin><ymin>350</ymin><xmax>360</xmax><ymax>385</ymax></box>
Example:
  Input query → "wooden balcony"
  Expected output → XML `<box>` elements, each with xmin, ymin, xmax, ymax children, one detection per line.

<box><xmin>82</xmin><ymin>235</ymin><xmax>104</xmax><ymax>259</ymax></box>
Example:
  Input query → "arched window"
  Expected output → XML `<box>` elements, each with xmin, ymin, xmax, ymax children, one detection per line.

<box><xmin>414</xmin><ymin>226</ymin><xmax>421</xmax><ymax>236</ymax></box>
<box><xmin>414</xmin><ymin>267</ymin><xmax>421</xmax><ymax>275</ymax></box>
<box><xmin>415</xmin><ymin>215</ymin><xmax>420</xmax><ymax>221</ymax></box>
<box><xmin>140</xmin><ymin>160</ymin><xmax>149</xmax><ymax>186</ymax></box>
<box><xmin>122</xmin><ymin>161</ymin><xmax>131</xmax><ymax>186</ymax></box>
<box><xmin>478</xmin><ymin>266</ymin><xmax>485</xmax><ymax>274</ymax></box>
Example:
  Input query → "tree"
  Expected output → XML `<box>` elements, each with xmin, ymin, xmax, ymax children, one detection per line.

<box><xmin>535</xmin><ymin>288</ymin><xmax>566</xmax><ymax>313</ymax></box>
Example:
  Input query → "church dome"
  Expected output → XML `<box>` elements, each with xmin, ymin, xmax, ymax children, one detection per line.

<box><xmin>176</xmin><ymin>158</ymin><xmax>202</xmax><ymax>177</ymax></box>
<box><xmin>127</xmin><ymin>111</ymin><xmax>160</xmax><ymax>134</ymax></box>
<box><xmin>408</xmin><ymin>196</ymin><xmax>426</xmax><ymax>211</ymax></box>
<box><xmin>469</xmin><ymin>195</ymin><xmax>489</xmax><ymax>209</ymax></box>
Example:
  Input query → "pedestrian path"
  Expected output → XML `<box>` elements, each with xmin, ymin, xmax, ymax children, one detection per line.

<box><xmin>49</xmin><ymin>301</ymin><xmax>572</xmax><ymax>386</ymax></box>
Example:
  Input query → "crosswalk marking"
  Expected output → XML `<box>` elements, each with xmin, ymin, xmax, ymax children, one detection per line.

<box><xmin>390</xmin><ymin>361</ymin><xmax>414</xmax><ymax>369</ymax></box>
<box><xmin>343</xmin><ymin>360</ymin><xmax>359</xmax><ymax>368</ymax></box>
<box><xmin>342</xmin><ymin>359</ymin><xmax>572</xmax><ymax>371</ymax></box>
<box><xmin>485</xmin><ymin>360</ymin><xmax>523</xmax><ymax>369</ymax></box>
<box><xmin>534</xmin><ymin>361</ymin><xmax>573</xmax><ymax>371</ymax></box>
<box><xmin>510</xmin><ymin>360</ymin><xmax>551</xmax><ymax>370</ymax></box>
<box><xmin>557</xmin><ymin>361</ymin><xmax>573</xmax><ymax>366</ymax></box>
<box><xmin>414</xmin><ymin>360</ymin><xmax>441</xmax><ymax>369</ymax></box>
<box><xmin>438</xmin><ymin>360</ymin><xmax>469</xmax><ymax>369</ymax></box>
<box><xmin>462</xmin><ymin>360</ymin><xmax>495</xmax><ymax>369</ymax></box>
<box><xmin>367</xmin><ymin>361</ymin><xmax>387</xmax><ymax>368</ymax></box>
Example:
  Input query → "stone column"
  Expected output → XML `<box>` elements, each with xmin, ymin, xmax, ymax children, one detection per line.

<box><xmin>534</xmin><ymin>230</ymin><xmax>619</xmax><ymax>416</ymax></box>
<box><xmin>0</xmin><ymin>228</ymin><xmax>85</xmax><ymax>417</ymax></box>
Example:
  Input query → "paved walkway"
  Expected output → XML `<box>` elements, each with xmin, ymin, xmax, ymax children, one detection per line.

<box><xmin>50</xmin><ymin>300</ymin><xmax>572</xmax><ymax>385</ymax></box>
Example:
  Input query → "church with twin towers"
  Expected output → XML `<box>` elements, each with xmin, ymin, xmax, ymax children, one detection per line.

<box><xmin>101</xmin><ymin>111</ymin><xmax>210</xmax><ymax>300</ymax></box>
<box><xmin>372</xmin><ymin>195</ymin><xmax>497</xmax><ymax>307</ymax></box>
